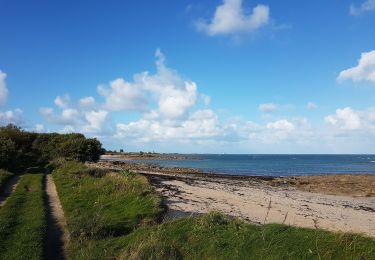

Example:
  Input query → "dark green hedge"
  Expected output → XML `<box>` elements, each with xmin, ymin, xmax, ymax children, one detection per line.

<box><xmin>0</xmin><ymin>124</ymin><xmax>105</xmax><ymax>171</ymax></box>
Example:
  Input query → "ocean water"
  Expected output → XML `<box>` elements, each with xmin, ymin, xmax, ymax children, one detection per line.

<box><xmin>124</xmin><ymin>154</ymin><xmax>375</xmax><ymax>177</ymax></box>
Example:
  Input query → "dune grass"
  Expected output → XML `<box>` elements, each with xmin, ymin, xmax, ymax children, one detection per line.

<box><xmin>52</xmin><ymin>161</ymin><xmax>164</xmax><ymax>259</ymax></box>
<box><xmin>0</xmin><ymin>169</ymin><xmax>13</xmax><ymax>191</ymax></box>
<box><xmin>51</xmin><ymin>161</ymin><xmax>375</xmax><ymax>259</ymax></box>
<box><xmin>120</xmin><ymin>212</ymin><xmax>375</xmax><ymax>260</ymax></box>
<box><xmin>0</xmin><ymin>174</ymin><xmax>46</xmax><ymax>260</ymax></box>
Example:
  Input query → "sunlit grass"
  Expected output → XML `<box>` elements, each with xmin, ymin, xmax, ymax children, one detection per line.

<box><xmin>53</xmin><ymin>161</ymin><xmax>164</xmax><ymax>259</ymax></box>
<box><xmin>0</xmin><ymin>174</ymin><xmax>46</xmax><ymax>260</ymax></box>
<box><xmin>121</xmin><ymin>212</ymin><xmax>375</xmax><ymax>260</ymax></box>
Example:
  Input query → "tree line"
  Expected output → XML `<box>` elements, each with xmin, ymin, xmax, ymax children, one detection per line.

<box><xmin>0</xmin><ymin>124</ymin><xmax>105</xmax><ymax>172</ymax></box>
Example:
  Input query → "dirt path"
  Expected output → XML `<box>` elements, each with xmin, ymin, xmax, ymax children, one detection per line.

<box><xmin>141</xmin><ymin>171</ymin><xmax>375</xmax><ymax>237</ymax></box>
<box><xmin>44</xmin><ymin>174</ymin><xmax>69</xmax><ymax>260</ymax></box>
<box><xmin>0</xmin><ymin>175</ymin><xmax>21</xmax><ymax>207</ymax></box>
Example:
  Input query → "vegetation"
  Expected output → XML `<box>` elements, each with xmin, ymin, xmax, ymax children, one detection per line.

<box><xmin>0</xmin><ymin>126</ymin><xmax>374</xmax><ymax>259</ymax></box>
<box><xmin>0</xmin><ymin>124</ymin><xmax>104</xmax><ymax>172</ymax></box>
<box><xmin>121</xmin><ymin>212</ymin><xmax>375</xmax><ymax>260</ymax></box>
<box><xmin>0</xmin><ymin>169</ymin><xmax>13</xmax><ymax>191</ymax></box>
<box><xmin>52</xmin><ymin>161</ymin><xmax>164</xmax><ymax>259</ymax></box>
<box><xmin>0</xmin><ymin>174</ymin><xmax>46</xmax><ymax>260</ymax></box>
<box><xmin>52</xmin><ymin>161</ymin><xmax>375</xmax><ymax>259</ymax></box>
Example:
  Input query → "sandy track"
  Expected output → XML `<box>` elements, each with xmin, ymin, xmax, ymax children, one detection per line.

<box><xmin>141</xmin><ymin>172</ymin><xmax>375</xmax><ymax>237</ymax></box>
<box><xmin>45</xmin><ymin>174</ymin><xmax>69</xmax><ymax>260</ymax></box>
<box><xmin>0</xmin><ymin>175</ymin><xmax>21</xmax><ymax>207</ymax></box>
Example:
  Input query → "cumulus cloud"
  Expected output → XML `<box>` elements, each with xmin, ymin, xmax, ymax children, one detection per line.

<box><xmin>37</xmin><ymin>50</ymin><xmax>375</xmax><ymax>153</ymax></box>
<box><xmin>116</xmin><ymin>109</ymin><xmax>222</xmax><ymax>142</ymax></box>
<box><xmin>325</xmin><ymin>107</ymin><xmax>361</xmax><ymax>130</ymax></box>
<box><xmin>195</xmin><ymin>0</ymin><xmax>270</xmax><ymax>36</ymax></box>
<box><xmin>40</xmin><ymin>49</ymin><xmax>206</xmax><ymax>136</ymax></box>
<box><xmin>97</xmin><ymin>49</ymin><xmax>200</xmax><ymax>120</ymax></box>
<box><xmin>54</xmin><ymin>94</ymin><xmax>70</xmax><ymax>108</ymax></box>
<box><xmin>267</xmin><ymin>119</ymin><xmax>295</xmax><ymax>131</ymax></box>
<box><xmin>0</xmin><ymin>70</ymin><xmax>9</xmax><ymax>106</ymax></box>
<box><xmin>350</xmin><ymin>0</ymin><xmax>375</xmax><ymax>15</ymax></box>
<box><xmin>258</xmin><ymin>103</ymin><xmax>277</xmax><ymax>113</ymax></box>
<box><xmin>134</xmin><ymin>49</ymin><xmax>199</xmax><ymax>120</ymax></box>
<box><xmin>0</xmin><ymin>109</ymin><xmax>23</xmax><ymax>126</ymax></box>
<box><xmin>83</xmin><ymin>110</ymin><xmax>108</xmax><ymax>132</ymax></box>
<box><xmin>98</xmin><ymin>78</ymin><xmax>148</xmax><ymax>112</ymax></box>
<box><xmin>40</xmin><ymin>103</ymin><xmax>109</xmax><ymax>135</ymax></box>
<box><xmin>337</xmin><ymin>50</ymin><xmax>375</xmax><ymax>83</ymax></box>
<box><xmin>37</xmin><ymin>50</ymin><xmax>320</xmax><ymax>151</ymax></box>
<box><xmin>307</xmin><ymin>102</ymin><xmax>317</xmax><ymax>110</ymax></box>
<box><xmin>79</xmin><ymin>96</ymin><xmax>96</xmax><ymax>108</ymax></box>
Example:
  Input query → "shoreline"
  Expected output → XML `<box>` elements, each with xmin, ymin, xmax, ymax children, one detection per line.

<box><xmin>90</xmin><ymin>159</ymin><xmax>375</xmax><ymax>237</ymax></box>
<box><xmin>100</xmin><ymin>154</ymin><xmax>375</xmax><ymax>177</ymax></box>
<box><xmin>93</xmin><ymin>158</ymin><xmax>375</xmax><ymax>197</ymax></box>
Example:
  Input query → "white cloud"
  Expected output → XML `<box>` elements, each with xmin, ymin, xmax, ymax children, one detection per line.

<box><xmin>307</xmin><ymin>102</ymin><xmax>317</xmax><ymax>110</ymax></box>
<box><xmin>40</xmin><ymin>107</ymin><xmax>81</xmax><ymax>125</ymax></box>
<box><xmin>134</xmin><ymin>49</ymin><xmax>198</xmax><ymax>120</ymax></box>
<box><xmin>350</xmin><ymin>0</ymin><xmax>375</xmax><ymax>15</ymax></box>
<box><xmin>98</xmin><ymin>78</ymin><xmax>148</xmax><ymax>112</ymax></box>
<box><xmin>34</xmin><ymin>124</ymin><xmax>45</xmax><ymax>133</ymax></box>
<box><xmin>84</xmin><ymin>110</ymin><xmax>108</xmax><ymax>132</ymax></box>
<box><xmin>196</xmin><ymin>0</ymin><xmax>270</xmax><ymax>36</ymax></box>
<box><xmin>40</xmin><ymin>49</ymin><xmax>204</xmax><ymax>136</ymax></box>
<box><xmin>0</xmin><ymin>70</ymin><xmax>9</xmax><ymax>106</ymax></box>
<box><xmin>325</xmin><ymin>107</ymin><xmax>361</xmax><ymax>130</ymax></box>
<box><xmin>337</xmin><ymin>50</ymin><xmax>375</xmax><ymax>83</ymax></box>
<box><xmin>40</xmin><ymin>104</ymin><xmax>109</xmax><ymax>135</ymax></box>
<box><xmin>54</xmin><ymin>94</ymin><xmax>71</xmax><ymax>108</ymax></box>
<box><xmin>97</xmin><ymin>49</ymin><xmax>199</xmax><ymax>120</ymax></box>
<box><xmin>79</xmin><ymin>96</ymin><xmax>96</xmax><ymax>108</ymax></box>
<box><xmin>36</xmin><ymin>51</ymin><xmax>375</xmax><ymax>153</ymax></box>
<box><xmin>0</xmin><ymin>71</ymin><xmax>23</xmax><ymax>126</ymax></box>
<box><xmin>267</xmin><ymin>119</ymin><xmax>295</xmax><ymax>131</ymax></box>
<box><xmin>116</xmin><ymin>109</ymin><xmax>222</xmax><ymax>142</ymax></box>
<box><xmin>0</xmin><ymin>109</ymin><xmax>23</xmax><ymax>126</ymax></box>
<box><xmin>259</xmin><ymin>103</ymin><xmax>277</xmax><ymax>113</ymax></box>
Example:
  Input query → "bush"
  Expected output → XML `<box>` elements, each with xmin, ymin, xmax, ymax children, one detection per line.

<box><xmin>0</xmin><ymin>124</ymin><xmax>104</xmax><ymax>171</ymax></box>
<box><xmin>0</xmin><ymin>137</ymin><xmax>16</xmax><ymax>169</ymax></box>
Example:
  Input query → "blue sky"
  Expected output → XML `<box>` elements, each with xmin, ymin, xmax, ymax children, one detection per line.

<box><xmin>1</xmin><ymin>0</ymin><xmax>375</xmax><ymax>153</ymax></box>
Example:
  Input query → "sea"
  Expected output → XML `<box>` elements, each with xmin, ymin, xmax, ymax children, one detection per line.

<box><xmin>120</xmin><ymin>154</ymin><xmax>375</xmax><ymax>177</ymax></box>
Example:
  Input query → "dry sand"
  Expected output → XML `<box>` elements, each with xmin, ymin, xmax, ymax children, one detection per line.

<box><xmin>138</xmin><ymin>171</ymin><xmax>375</xmax><ymax>237</ymax></box>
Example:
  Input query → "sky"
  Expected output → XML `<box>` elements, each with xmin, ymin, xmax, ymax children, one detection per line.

<box><xmin>1</xmin><ymin>0</ymin><xmax>375</xmax><ymax>153</ymax></box>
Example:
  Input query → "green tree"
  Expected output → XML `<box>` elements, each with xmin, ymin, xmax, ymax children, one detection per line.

<box><xmin>0</xmin><ymin>137</ymin><xmax>16</xmax><ymax>169</ymax></box>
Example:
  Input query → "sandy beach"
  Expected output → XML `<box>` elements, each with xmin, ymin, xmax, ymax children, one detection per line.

<box><xmin>93</xmin><ymin>160</ymin><xmax>375</xmax><ymax>237</ymax></box>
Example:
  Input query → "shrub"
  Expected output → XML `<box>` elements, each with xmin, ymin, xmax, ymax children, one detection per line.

<box><xmin>0</xmin><ymin>124</ymin><xmax>104</xmax><ymax>170</ymax></box>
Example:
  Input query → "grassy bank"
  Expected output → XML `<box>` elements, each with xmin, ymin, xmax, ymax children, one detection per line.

<box><xmin>0</xmin><ymin>169</ymin><xmax>13</xmax><ymax>191</ymax></box>
<box><xmin>0</xmin><ymin>174</ymin><xmax>46</xmax><ymax>260</ymax></box>
<box><xmin>52</xmin><ymin>161</ymin><xmax>164</xmax><ymax>259</ymax></box>
<box><xmin>52</xmin><ymin>162</ymin><xmax>375</xmax><ymax>260</ymax></box>
<box><xmin>121</xmin><ymin>212</ymin><xmax>375</xmax><ymax>259</ymax></box>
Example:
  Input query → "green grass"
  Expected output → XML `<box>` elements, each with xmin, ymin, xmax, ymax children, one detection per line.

<box><xmin>0</xmin><ymin>174</ymin><xmax>46</xmax><ymax>260</ymax></box>
<box><xmin>52</xmin><ymin>161</ymin><xmax>164</xmax><ymax>259</ymax></box>
<box><xmin>120</xmin><ymin>212</ymin><xmax>375</xmax><ymax>260</ymax></box>
<box><xmin>53</xmin><ymin>162</ymin><xmax>375</xmax><ymax>260</ymax></box>
<box><xmin>0</xmin><ymin>169</ymin><xmax>13</xmax><ymax>191</ymax></box>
